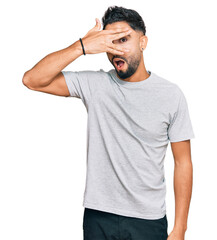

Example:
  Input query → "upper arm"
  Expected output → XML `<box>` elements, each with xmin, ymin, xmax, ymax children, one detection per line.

<box><xmin>170</xmin><ymin>140</ymin><xmax>192</xmax><ymax>164</ymax></box>
<box><xmin>167</xmin><ymin>87</ymin><xmax>195</xmax><ymax>164</ymax></box>
<box><xmin>25</xmin><ymin>72</ymin><xmax>70</xmax><ymax>97</ymax></box>
<box><xmin>24</xmin><ymin>69</ymin><xmax>105</xmax><ymax>110</ymax></box>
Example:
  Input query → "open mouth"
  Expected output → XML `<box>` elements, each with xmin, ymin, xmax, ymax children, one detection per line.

<box><xmin>113</xmin><ymin>58</ymin><xmax>126</xmax><ymax>70</ymax></box>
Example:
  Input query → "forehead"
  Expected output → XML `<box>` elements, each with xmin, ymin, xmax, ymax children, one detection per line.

<box><xmin>105</xmin><ymin>21</ymin><xmax>131</xmax><ymax>30</ymax></box>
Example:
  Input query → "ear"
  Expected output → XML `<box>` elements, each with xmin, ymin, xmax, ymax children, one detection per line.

<box><xmin>140</xmin><ymin>35</ymin><xmax>148</xmax><ymax>51</ymax></box>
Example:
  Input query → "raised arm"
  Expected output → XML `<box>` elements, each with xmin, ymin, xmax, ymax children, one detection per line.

<box><xmin>22</xmin><ymin>18</ymin><xmax>131</xmax><ymax>97</ymax></box>
<box><xmin>22</xmin><ymin>41</ymin><xmax>83</xmax><ymax>96</ymax></box>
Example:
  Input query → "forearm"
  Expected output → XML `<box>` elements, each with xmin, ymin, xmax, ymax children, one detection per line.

<box><xmin>23</xmin><ymin>40</ymin><xmax>82</xmax><ymax>88</ymax></box>
<box><xmin>173</xmin><ymin>159</ymin><xmax>193</xmax><ymax>233</ymax></box>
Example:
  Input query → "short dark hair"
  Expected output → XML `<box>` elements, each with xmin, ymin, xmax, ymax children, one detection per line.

<box><xmin>102</xmin><ymin>5</ymin><xmax>146</xmax><ymax>36</ymax></box>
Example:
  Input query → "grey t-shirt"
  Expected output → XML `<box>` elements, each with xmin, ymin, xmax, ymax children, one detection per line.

<box><xmin>62</xmin><ymin>68</ymin><xmax>195</xmax><ymax>220</ymax></box>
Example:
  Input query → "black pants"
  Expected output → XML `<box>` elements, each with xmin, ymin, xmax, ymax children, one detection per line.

<box><xmin>83</xmin><ymin>208</ymin><xmax>168</xmax><ymax>240</ymax></box>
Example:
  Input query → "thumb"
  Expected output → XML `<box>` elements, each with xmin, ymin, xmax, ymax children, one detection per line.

<box><xmin>94</xmin><ymin>18</ymin><xmax>101</xmax><ymax>31</ymax></box>
<box><xmin>85</xmin><ymin>18</ymin><xmax>101</xmax><ymax>36</ymax></box>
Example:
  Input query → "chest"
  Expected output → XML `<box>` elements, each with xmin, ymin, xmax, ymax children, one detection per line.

<box><xmin>89</xmin><ymin>87</ymin><xmax>172</xmax><ymax>142</ymax></box>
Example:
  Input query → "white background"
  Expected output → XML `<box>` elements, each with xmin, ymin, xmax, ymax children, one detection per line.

<box><xmin>1</xmin><ymin>0</ymin><xmax>216</xmax><ymax>239</ymax></box>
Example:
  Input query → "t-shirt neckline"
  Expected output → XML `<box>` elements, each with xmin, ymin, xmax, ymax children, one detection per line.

<box><xmin>109</xmin><ymin>69</ymin><xmax>154</xmax><ymax>88</ymax></box>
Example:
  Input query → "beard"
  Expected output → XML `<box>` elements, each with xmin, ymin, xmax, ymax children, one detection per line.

<box><xmin>114</xmin><ymin>53</ymin><xmax>141</xmax><ymax>79</ymax></box>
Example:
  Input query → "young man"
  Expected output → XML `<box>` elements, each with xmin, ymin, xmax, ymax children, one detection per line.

<box><xmin>22</xmin><ymin>5</ymin><xmax>195</xmax><ymax>240</ymax></box>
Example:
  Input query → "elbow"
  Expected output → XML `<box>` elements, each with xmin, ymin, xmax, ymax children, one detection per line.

<box><xmin>22</xmin><ymin>71</ymin><xmax>31</xmax><ymax>87</ymax></box>
<box><xmin>22</xmin><ymin>71</ymin><xmax>36</xmax><ymax>89</ymax></box>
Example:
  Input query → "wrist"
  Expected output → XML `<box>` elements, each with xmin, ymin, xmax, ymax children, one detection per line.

<box><xmin>70</xmin><ymin>40</ymin><xmax>83</xmax><ymax>57</ymax></box>
<box><xmin>173</xmin><ymin>225</ymin><xmax>187</xmax><ymax>234</ymax></box>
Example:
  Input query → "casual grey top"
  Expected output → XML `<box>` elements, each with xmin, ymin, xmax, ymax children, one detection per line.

<box><xmin>62</xmin><ymin>68</ymin><xmax>195</xmax><ymax>220</ymax></box>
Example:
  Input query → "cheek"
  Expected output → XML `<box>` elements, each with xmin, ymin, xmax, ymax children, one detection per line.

<box><xmin>106</xmin><ymin>53</ymin><xmax>112</xmax><ymax>61</ymax></box>
<box><xmin>126</xmin><ymin>42</ymin><xmax>138</xmax><ymax>53</ymax></box>
<box><xmin>130</xmin><ymin>45</ymin><xmax>140</xmax><ymax>56</ymax></box>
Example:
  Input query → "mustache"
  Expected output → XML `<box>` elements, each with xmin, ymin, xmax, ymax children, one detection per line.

<box><xmin>112</xmin><ymin>56</ymin><xmax>127</xmax><ymax>63</ymax></box>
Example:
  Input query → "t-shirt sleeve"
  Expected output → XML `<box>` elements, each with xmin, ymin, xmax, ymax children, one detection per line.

<box><xmin>167</xmin><ymin>87</ymin><xmax>195</xmax><ymax>142</ymax></box>
<box><xmin>62</xmin><ymin>70</ymin><xmax>90</xmax><ymax>98</ymax></box>
<box><xmin>62</xmin><ymin>70</ymin><xmax>100</xmax><ymax>108</ymax></box>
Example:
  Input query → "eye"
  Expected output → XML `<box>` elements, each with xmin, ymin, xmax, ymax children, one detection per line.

<box><xmin>120</xmin><ymin>37</ymin><xmax>127</xmax><ymax>43</ymax></box>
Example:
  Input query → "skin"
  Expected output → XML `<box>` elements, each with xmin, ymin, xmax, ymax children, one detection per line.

<box><xmin>22</xmin><ymin>18</ymin><xmax>193</xmax><ymax>240</ymax></box>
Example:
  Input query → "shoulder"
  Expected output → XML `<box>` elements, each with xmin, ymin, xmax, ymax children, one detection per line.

<box><xmin>151</xmin><ymin>72</ymin><xmax>178</xmax><ymax>87</ymax></box>
<box><xmin>63</xmin><ymin>69</ymin><xmax>109</xmax><ymax>86</ymax></box>
<box><xmin>149</xmin><ymin>72</ymin><xmax>187</xmax><ymax>112</ymax></box>
<box><xmin>152</xmin><ymin>72</ymin><xmax>183</xmax><ymax>96</ymax></box>
<box><xmin>73</xmin><ymin>69</ymin><xmax>106</xmax><ymax>78</ymax></box>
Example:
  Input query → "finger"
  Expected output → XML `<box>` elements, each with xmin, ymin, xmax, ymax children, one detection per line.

<box><xmin>106</xmin><ymin>27</ymin><xmax>131</xmax><ymax>34</ymax></box>
<box><xmin>106</xmin><ymin>47</ymin><xmax>125</xmax><ymax>55</ymax></box>
<box><xmin>111</xmin><ymin>30</ymin><xmax>132</xmax><ymax>41</ymax></box>
<box><xmin>107</xmin><ymin>42</ymin><xmax>130</xmax><ymax>53</ymax></box>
